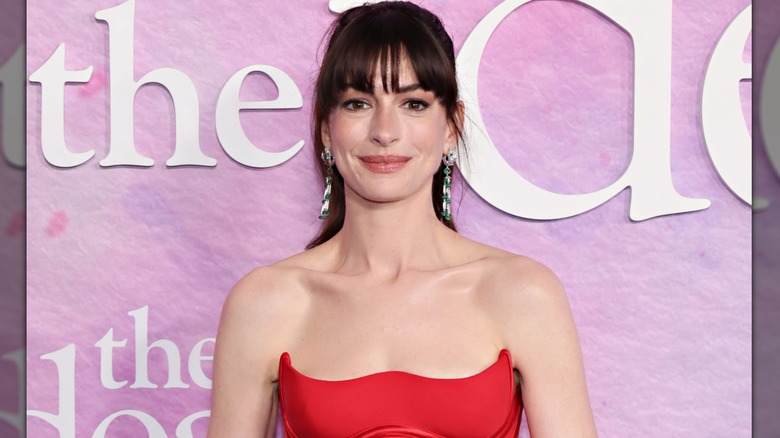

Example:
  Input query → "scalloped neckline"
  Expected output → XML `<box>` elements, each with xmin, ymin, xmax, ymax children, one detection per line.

<box><xmin>280</xmin><ymin>349</ymin><xmax>511</xmax><ymax>383</ymax></box>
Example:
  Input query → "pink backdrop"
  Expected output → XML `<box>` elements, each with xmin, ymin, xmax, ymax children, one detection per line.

<box><xmin>26</xmin><ymin>1</ymin><xmax>751</xmax><ymax>436</ymax></box>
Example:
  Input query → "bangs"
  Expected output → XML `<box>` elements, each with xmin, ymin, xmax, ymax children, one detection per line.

<box><xmin>318</xmin><ymin>6</ymin><xmax>456</xmax><ymax>106</ymax></box>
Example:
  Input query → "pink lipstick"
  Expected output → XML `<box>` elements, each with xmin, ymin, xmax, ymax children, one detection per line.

<box><xmin>359</xmin><ymin>155</ymin><xmax>411</xmax><ymax>173</ymax></box>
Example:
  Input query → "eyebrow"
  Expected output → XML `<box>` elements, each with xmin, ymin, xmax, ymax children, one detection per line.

<box><xmin>396</xmin><ymin>83</ymin><xmax>423</xmax><ymax>93</ymax></box>
<box><xmin>347</xmin><ymin>83</ymin><xmax>424</xmax><ymax>96</ymax></box>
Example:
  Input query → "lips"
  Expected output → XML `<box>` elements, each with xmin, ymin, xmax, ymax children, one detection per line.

<box><xmin>359</xmin><ymin>155</ymin><xmax>411</xmax><ymax>174</ymax></box>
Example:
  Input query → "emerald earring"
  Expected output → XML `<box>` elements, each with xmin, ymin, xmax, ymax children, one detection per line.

<box><xmin>319</xmin><ymin>148</ymin><xmax>334</xmax><ymax>220</ymax></box>
<box><xmin>441</xmin><ymin>148</ymin><xmax>456</xmax><ymax>221</ymax></box>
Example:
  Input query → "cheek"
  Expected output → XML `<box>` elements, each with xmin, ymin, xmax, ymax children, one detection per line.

<box><xmin>327</xmin><ymin>118</ymin><xmax>364</xmax><ymax>149</ymax></box>
<box><xmin>415</xmin><ymin>121</ymin><xmax>450</xmax><ymax>155</ymax></box>
<box><xmin>326</xmin><ymin>122</ymin><xmax>355</xmax><ymax>166</ymax></box>
<box><xmin>427</xmin><ymin>154</ymin><xmax>444</xmax><ymax>177</ymax></box>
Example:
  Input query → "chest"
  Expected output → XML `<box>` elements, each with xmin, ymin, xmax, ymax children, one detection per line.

<box><xmin>286</xmin><ymin>275</ymin><xmax>502</xmax><ymax>381</ymax></box>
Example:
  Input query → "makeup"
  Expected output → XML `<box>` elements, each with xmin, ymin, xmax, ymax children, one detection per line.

<box><xmin>359</xmin><ymin>155</ymin><xmax>411</xmax><ymax>173</ymax></box>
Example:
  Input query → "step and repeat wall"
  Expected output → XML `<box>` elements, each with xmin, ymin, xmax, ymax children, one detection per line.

<box><xmin>25</xmin><ymin>0</ymin><xmax>751</xmax><ymax>436</ymax></box>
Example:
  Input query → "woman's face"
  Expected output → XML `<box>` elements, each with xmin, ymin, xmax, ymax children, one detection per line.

<box><xmin>322</xmin><ymin>58</ymin><xmax>456</xmax><ymax>206</ymax></box>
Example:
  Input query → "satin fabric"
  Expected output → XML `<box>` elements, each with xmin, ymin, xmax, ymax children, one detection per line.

<box><xmin>278</xmin><ymin>349</ymin><xmax>522</xmax><ymax>437</ymax></box>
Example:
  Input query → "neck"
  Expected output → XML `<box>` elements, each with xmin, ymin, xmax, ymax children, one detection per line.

<box><xmin>330</xmin><ymin>187</ymin><xmax>454</xmax><ymax>278</ymax></box>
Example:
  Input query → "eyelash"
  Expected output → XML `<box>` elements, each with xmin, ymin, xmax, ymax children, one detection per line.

<box><xmin>342</xmin><ymin>99</ymin><xmax>369</xmax><ymax>111</ymax></box>
<box><xmin>403</xmin><ymin>99</ymin><xmax>429</xmax><ymax>111</ymax></box>
<box><xmin>341</xmin><ymin>99</ymin><xmax>430</xmax><ymax>112</ymax></box>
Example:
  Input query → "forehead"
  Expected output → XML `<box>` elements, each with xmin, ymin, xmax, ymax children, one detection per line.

<box><xmin>328</xmin><ymin>41</ymin><xmax>447</xmax><ymax>100</ymax></box>
<box><xmin>369</xmin><ymin>56</ymin><xmax>418</xmax><ymax>86</ymax></box>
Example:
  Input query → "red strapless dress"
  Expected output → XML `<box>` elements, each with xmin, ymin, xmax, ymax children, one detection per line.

<box><xmin>278</xmin><ymin>349</ymin><xmax>522</xmax><ymax>437</ymax></box>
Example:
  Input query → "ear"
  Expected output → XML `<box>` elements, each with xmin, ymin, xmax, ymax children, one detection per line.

<box><xmin>321</xmin><ymin>120</ymin><xmax>332</xmax><ymax>148</ymax></box>
<box><xmin>444</xmin><ymin>101</ymin><xmax>465</xmax><ymax>154</ymax></box>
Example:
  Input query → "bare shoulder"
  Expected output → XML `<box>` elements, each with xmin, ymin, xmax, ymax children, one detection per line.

<box><xmin>487</xmin><ymin>251</ymin><xmax>567</xmax><ymax>310</ymax></box>
<box><xmin>458</xmin><ymin>242</ymin><xmax>572</xmax><ymax>344</ymax></box>
<box><xmin>223</xmin><ymin>263</ymin><xmax>304</xmax><ymax>322</ymax></box>
<box><xmin>216</xmin><ymin>257</ymin><xmax>315</xmax><ymax>374</ymax></box>
<box><xmin>221</xmin><ymin>244</ymin><xmax>330</xmax><ymax>325</ymax></box>
<box><xmin>453</xmin><ymin>237</ymin><xmax>567</xmax><ymax>312</ymax></box>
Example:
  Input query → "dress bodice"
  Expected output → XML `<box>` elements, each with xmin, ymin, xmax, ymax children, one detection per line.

<box><xmin>277</xmin><ymin>349</ymin><xmax>523</xmax><ymax>437</ymax></box>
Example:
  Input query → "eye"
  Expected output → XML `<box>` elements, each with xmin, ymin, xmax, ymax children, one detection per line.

<box><xmin>343</xmin><ymin>99</ymin><xmax>370</xmax><ymax>111</ymax></box>
<box><xmin>403</xmin><ymin>99</ymin><xmax>429</xmax><ymax>111</ymax></box>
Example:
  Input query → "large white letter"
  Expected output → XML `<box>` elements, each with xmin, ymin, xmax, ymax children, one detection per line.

<box><xmin>188</xmin><ymin>338</ymin><xmax>214</xmax><ymax>389</ymax></box>
<box><xmin>215</xmin><ymin>66</ymin><xmax>304</xmax><ymax>168</ymax></box>
<box><xmin>129</xmin><ymin>306</ymin><xmax>188</xmax><ymax>389</ymax></box>
<box><xmin>95</xmin><ymin>0</ymin><xmax>215</xmax><ymax>167</ymax></box>
<box><xmin>28</xmin><ymin>44</ymin><xmax>95</xmax><ymax>168</ymax></box>
<box><xmin>458</xmin><ymin>0</ymin><xmax>710</xmax><ymax>220</ymax></box>
<box><xmin>329</xmin><ymin>0</ymin><xmax>375</xmax><ymax>12</ymax></box>
<box><xmin>27</xmin><ymin>344</ymin><xmax>75</xmax><ymax>437</ymax></box>
<box><xmin>702</xmin><ymin>5</ymin><xmax>751</xmax><ymax>204</ymax></box>
<box><xmin>92</xmin><ymin>410</ymin><xmax>166</xmax><ymax>437</ymax></box>
<box><xmin>95</xmin><ymin>328</ymin><xmax>128</xmax><ymax>389</ymax></box>
<box><xmin>0</xmin><ymin>45</ymin><xmax>25</xmax><ymax>167</ymax></box>
<box><xmin>175</xmin><ymin>410</ymin><xmax>210</xmax><ymax>438</ymax></box>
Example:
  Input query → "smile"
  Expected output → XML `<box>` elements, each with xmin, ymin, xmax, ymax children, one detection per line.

<box><xmin>358</xmin><ymin>155</ymin><xmax>412</xmax><ymax>174</ymax></box>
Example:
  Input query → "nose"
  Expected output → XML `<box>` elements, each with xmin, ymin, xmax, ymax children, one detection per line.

<box><xmin>369</xmin><ymin>105</ymin><xmax>400</xmax><ymax>147</ymax></box>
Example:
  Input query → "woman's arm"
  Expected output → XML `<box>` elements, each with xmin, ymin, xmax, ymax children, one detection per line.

<box><xmin>207</xmin><ymin>269</ymin><xmax>288</xmax><ymax>438</ymax></box>
<box><xmin>495</xmin><ymin>258</ymin><xmax>597</xmax><ymax>437</ymax></box>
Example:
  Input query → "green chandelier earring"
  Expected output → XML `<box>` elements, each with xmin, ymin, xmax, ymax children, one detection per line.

<box><xmin>441</xmin><ymin>148</ymin><xmax>456</xmax><ymax>221</ymax></box>
<box><xmin>319</xmin><ymin>148</ymin><xmax>334</xmax><ymax>220</ymax></box>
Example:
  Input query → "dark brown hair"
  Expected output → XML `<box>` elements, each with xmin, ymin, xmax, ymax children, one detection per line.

<box><xmin>307</xmin><ymin>1</ymin><xmax>463</xmax><ymax>249</ymax></box>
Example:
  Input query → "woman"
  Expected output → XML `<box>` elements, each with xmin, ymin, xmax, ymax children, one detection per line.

<box><xmin>208</xmin><ymin>2</ymin><xmax>596</xmax><ymax>437</ymax></box>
